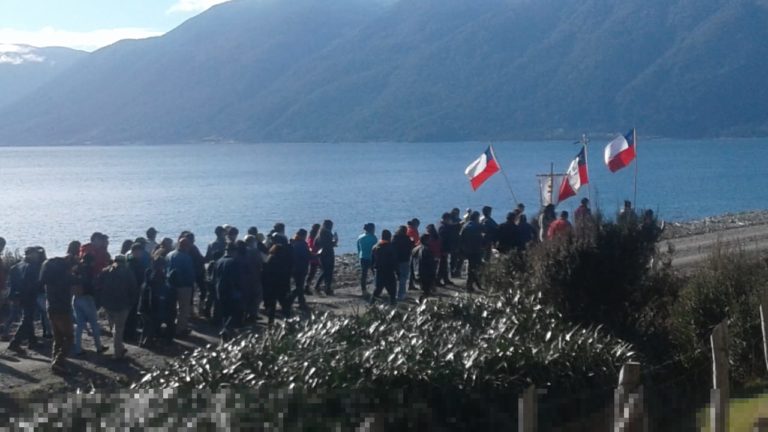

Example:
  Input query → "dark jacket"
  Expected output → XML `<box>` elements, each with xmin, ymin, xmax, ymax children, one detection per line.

<box><xmin>392</xmin><ymin>232</ymin><xmax>414</xmax><ymax>263</ymax></box>
<box><xmin>205</xmin><ymin>238</ymin><xmax>227</xmax><ymax>262</ymax></box>
<box><xmin>496</xmin><ymin>221</ymin><xmax>517</xmax><ymax>253</ymax></box>
<box><xmin>263</xmin><ymin>245</ymin><xmax>293</xmax><ymax>290</ymax></box>
<box><xmin>290</xmin><ymin>239</ymin><xmax>310</xmax><ymax>276</ymax></box>
<box><xmin>481</xmin><ymin>216</ymin><xmax>499</xmax><ymax>245</ymax></box>
<box><xmin>460</xmin><ymin>221</ymin><xmax>485</xmax><ymax>256</ymax></box>
<box><xmin>8</xmin><ymin>260</ymin><xmax>42</xmax><ymax>305</ymax></box>
<box><xmin>314</xmin><ymin>228</ymin><xmax>336</xmax><ymax>261</ymax></box>
<box><xmin>139</xmin><ymin>268</ymin><xmax>176</xmax><ymax>322</ymax></box>
<box><xmin>438</xmin><ymin>222</ymin><xmax>454</xmax><ymax>254</ymax></box>
<box><xmin>40</xmin><ymin>257</ymin><xmax>75</xmax><ymax>314</ymax></box>
<box><xmin>372</xmin><ymin>241</ymin><xmax>398</xmax><ymax>283</ymax></box>
<box><xmin>128</xmin><ymin>256</ymin><xmax>148</xmax><ymax>288</ymax></box>
<box><xmin>76</xmin><ymin>262</ymin><xmax>98</xmax><ymax>298</ymax></box>
<box><xmin>410</xmin><ymin>244</ymin><xmax>436</xmax><ymax>283</ymax></box>
<box><xmin>514</xmin><ymin>222</ymin><xmax>537</xmax><ymax>251</ymax></box>
<box><xmin>214</xmin><ymin>254</ymin><xmax>241</xmax><ymax>303</ymax></box>
<box><xmin>165</xmin><ymin>249</ymin><xmax>195</xmax><ymax>287</ymax></box>
<box><xmin>98</xmin><ymin>263</ymin><xmax>139</xmax><ymax>312</ymax></box>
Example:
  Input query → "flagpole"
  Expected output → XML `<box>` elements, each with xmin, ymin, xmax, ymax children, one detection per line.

<box><xmin>492</xmin><ymin>145</ymin><xmax>519</xmax><ymax>205</ymax></box>
<box><xmin>549</xmin><ymin>162</ymin><xmax>555</xmax><ymax>206</ymax></box>
<box><xmin>633</xmin><ymin>128</ymin><xmax>638</xmax><ymax>208</ymax></box>
<box><xmin>582</xmin><ymin>133</ymin><xmax>592</xmax><ymax>203</ymax></box>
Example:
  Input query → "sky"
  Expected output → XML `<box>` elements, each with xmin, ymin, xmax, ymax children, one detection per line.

<box><xmin>0</xmin><ymin>0</ymin><xmax>231</xmax><ymax>51</ymax></box>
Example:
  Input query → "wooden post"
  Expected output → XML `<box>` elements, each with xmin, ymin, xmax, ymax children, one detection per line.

<box><xmin>614</xmin><ymin>362</ymin><xmax>644</xmax><ymax>432</ymax></box>
<box><xmin>760</xmin><ymin>287</ymin><xmax>768</xmax><ymax>374</ymax></box>
<box><xmin>710</xmin><ymin>321</ymin><xmax>729</xmax><ymax>432</ymax></box>
<box><xmin>518</xmin><ymin>384</ymin><xmax>537</xmax><ymax>432</ymax></box>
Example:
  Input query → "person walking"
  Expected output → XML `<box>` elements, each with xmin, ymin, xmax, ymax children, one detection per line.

<box><xmin>448</xmin><ymin>208</ymin><xmax>463</xmax><ymax>278</ymax></box>
<box><xmin>437</xmin><ymin>213</ymin><xmax>455</xmax><ymax>286</ymax></box>
<box><xmin>480</xmin><ymin>206</ymin><xmax>498</xmax><ymax>259</ymax></box>
<box><xmin>405</xmin><ymin>219</ymin><xmax>420</xmax><ymax>290</ymax></box>
<box><xmin>574</xmin><ymin>198</ymin><xmax>595</xmax><ymax>237</ymax></box>
<box><xmin>6</xmin><ymin>247</ymin><xmax>44</xmax><ymax>354</ymax></box>
<box><xmin>124</xmin><ymin>243</ymin><xmax>149</xmax><ymax>343</ymax></box>
<box><xmin>165</xmin><ymin>237</ymin><xmax>195</xmax><ymax>337</ymax></box>
<box><xmin>392</xmin><ymin>226</ymin><xmax>414</xmax><ymax>301</ymax></box>
<box><xmin>241</xmin><ymin>236</ymin><xmax>263</xmax><ymax>323</ymax></box>
<box><xmin>138</xmin><ymin>257</ymin><xmax>176</xmax><ymax>347</ymax></box>
<box><xmin>460</xmin><ymin>212</ymin><xmax>485</xmax><ymax>292</ymax></box>
<box><xmin>79</xmin><ymin>232</ymin><xmax>111</xmax><ymax>277</ymax></box>
<box><xmin>305</xmin><ymin>223</ymin><xmax>321</xmax><ymax>294</ymax></box>
<box><xmin>618</xmin><ymin>200</ymin><xmax>638</xmax><ymax>226</ymax></box>
<box><xmin>411</xmin><ymin>234</ymin><xmax>437</xmax><ymax>302</ymax></box>
<box><xmin>262</xmin><ymin>237</ymin><xmax>293</xmax><ymax>324</ymax></box>
<box><xmin>496</xmin><ymin>212</ymin><xmax>518</xmax><ymax>254</ymax></box>
<box><xmin>214</xmin><ymin>243</ymin><xmax>243</xmax><ymax>340</ymax></box>
<box><xmin>288</xmin><ymin>229</ymin><xmax>310</xmax><ymax>311</ymax></box>
<box><xmin>356</xmin><ymin>223</ymin><xmax>377</xmax><ymax>295</ymax></box>
<box><xmin>265</xmin><ymin>223</ymin><xmax>288</xmax><ymax>250</ymax></box>
<box><xmin>538</xmin><ymin>204</ymin><xmax>557</xmax><ymax>242</ymax></box>
<box><xmin>98</xmin><ymin>256</ymin><xmax>139</xmax><ymax>359</ymax></box>
<box><xmin>312</xmin><ymin>220</ymin><xmax>337</xmax><ymax>296</ymax></box>
<box><xmin>40</xmin><ymin>253</ymin><xmax>78</xmax><ymax>373</ymax></box>
<box><xmin>0</xmin><ymin>237</ymin><xmax>22</xmax><ymax>342</ymax></box>
<box><xmin>72</xmin><ymin>252</ymin><xmax>108</xmax><ymax>356</ymax></box>
<box><xmin>145</xmin><ymin>228</ymin><xmax>159</xmax><ymax>256</ymax></box>
<box><xmin>547</xmin><ymin>211</ymin><xmax>573</xmax><ymax>240</ymax></box>
<box><xmin>514</xmin><ymin>214</ymin><xmax>537</xmax><ymax>252</ymax></box>
<box><xmin>206</xmin><ymin>226</ymin><xmax>228</xmax><ymax>262</ymax></box>
<box><xmin>370</xmin><ymin>230</ymin><xmax>398</xmax><ymax>305</ymax></box>
<box><xmin>424</xmin><ymin>224</ymin><xmax>442</xmax><ymax>286</ymax></box>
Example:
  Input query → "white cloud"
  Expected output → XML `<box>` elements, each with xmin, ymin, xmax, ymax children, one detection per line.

<box><xmin>0</xmin><ymin>27</ymin><xmax>164</xmax><ymax>52</ymax></box>
<box><xmin>167</xmin><ymin>0</ymin><xmax>231</xmax><ymax>14</ymax></box>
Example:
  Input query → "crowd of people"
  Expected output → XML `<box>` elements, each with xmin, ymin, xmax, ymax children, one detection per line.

<box><xmin>0</xmin><ymin>199</ymin><xmax>658</xmax><ymax>375</ymax></box>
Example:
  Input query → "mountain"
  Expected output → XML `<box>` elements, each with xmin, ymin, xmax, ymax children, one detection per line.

<box><xmin>0</xmin><ymin>45</ymin><xmax>87</xmax><ymax>110</ymax></box>
<box><xmin>0</xmin><ymin>0</ymin><xmax>767</xmax><ymax>144</ymax></box>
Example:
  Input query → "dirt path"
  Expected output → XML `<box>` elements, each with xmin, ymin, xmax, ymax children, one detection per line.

<box><xmin>667</xmin><ymin>222</ymin><xmax>768</xmax><ymax>268</ymax></box>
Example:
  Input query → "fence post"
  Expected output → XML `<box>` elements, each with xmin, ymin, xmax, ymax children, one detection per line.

<box><xmin>760</xmin><ymin>287</ymin><xmax>768</xmax><ymax>374</ymax></box>
<box><xmin>518</xmin><ymin>384</ymin><xmax>537</xmax><ymax>432</ymax></box>
<box><xmin>710</xmin><ymin>321</ymin><xmax>729</xmax><ymax>432</ymax></box>
<box><xmin>614</xmin><ymin>362</ymin><xmax>644</xmax><ymax>432</ymax></box>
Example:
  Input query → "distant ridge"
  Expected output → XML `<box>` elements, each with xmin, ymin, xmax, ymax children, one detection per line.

<box><xmin>0</xmin><ymin>0</ymin><xmax>766</xmax><ymax>145</ymax></box>
<box><xmin>0</xmin><ymin>44</ymin><xmax>86</xmax><ymax>110</ymax></box>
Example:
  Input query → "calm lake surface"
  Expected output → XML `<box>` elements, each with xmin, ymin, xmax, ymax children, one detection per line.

<box><xmin>0</xmin><ymin>139</ymin><xmax>765</xmax><ymax>254</ymax></box>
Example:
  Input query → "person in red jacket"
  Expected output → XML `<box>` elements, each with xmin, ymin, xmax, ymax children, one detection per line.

<box><xmin>79</xmin><ymin>232</ymin><xmax>111</xmax><ymax>277</ymax></box>
<box><xmin>406</xmin><ymin>218</ymin><xmax>420</xmax><ymax>246</ymax></box>
<box><xmin>547</xmin><ymin>211</ymin><xmax>573</xmax><ymax>240</ymax></box>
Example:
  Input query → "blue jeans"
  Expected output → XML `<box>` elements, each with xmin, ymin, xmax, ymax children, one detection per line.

<box><xmin>73</xmin><ymin>295</ymin><xmax>103</xmax><ymax>353</ymax></box>
<box><xmin>36</xmin><ymin>294</ymin><xmax>51</xmax><ymax>336</ymax></box>
<box><xmin>360</xmin><ymin>259</ymin><xmax>372</xmax><ymax>292</ymax></box>
<box><xmin>397</xmin><ymin>261</ymin><xmax>410</xmax><ymax>300</ymax></box>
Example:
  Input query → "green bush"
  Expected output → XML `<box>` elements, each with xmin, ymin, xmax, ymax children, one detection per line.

<box><xmin>492</xmin><ymin>214</ymin><xmax>674</xmax><ymax>364</ymax></box>
<box><xmin>123</xmin><ymin>294</ymin><xmax>634</xmax><ymax>430</ymax></box>
<box><xmin>670</xmin><ymin>245</ymin><xmax>768</xmax><ymax>384</ymax></box>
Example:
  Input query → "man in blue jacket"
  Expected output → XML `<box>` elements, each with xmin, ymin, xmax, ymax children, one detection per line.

<box><xmin>6</xmin><ymin>247</ymin><xmax>44</xmax><ymax>355</ymax></box>
<box><xmin>166</xmin><ymin>236</ymin><xmax>195</xmax><ymax>337</ymax></box>
<box><xmin>356</xmin><ymin>223</ymin><xmax>377</xmax><ymax>295</ymax></box>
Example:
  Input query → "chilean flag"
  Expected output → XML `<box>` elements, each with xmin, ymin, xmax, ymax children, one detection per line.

<box><xmin>558</xmin><ymin>146</ymin><xmax>589</xmax><ymax>202</ymax></box>
<box><xmin>604</xmin><ymin>129</ymin><xmax>636</xmax><ymax>173</ymax></box>
<box><xmin>465</xmin><ymin>145</ymin><xmax>501</xmax><ymax>191</ymax></box>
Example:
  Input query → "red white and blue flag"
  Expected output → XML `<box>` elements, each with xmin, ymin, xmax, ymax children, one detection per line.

<box><xmin>465</xmin><ymin>145</ymin><xmax>501</xmax><ymax>191</ymax></box>
<box><xmin>558</xmin><ymin>146</ymin><xmax>589</xmax><ymax>202</ymax></box>
<box><xmin>604</xmin><ymin>129</ymin><xmax>636</xmax><ymax>173</ymax></box>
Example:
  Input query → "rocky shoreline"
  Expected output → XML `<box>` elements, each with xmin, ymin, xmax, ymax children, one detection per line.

<box><xmin>662</xmin><ymin>210</ymin><xmax>768</xmax><ymax>239</ymax></box>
